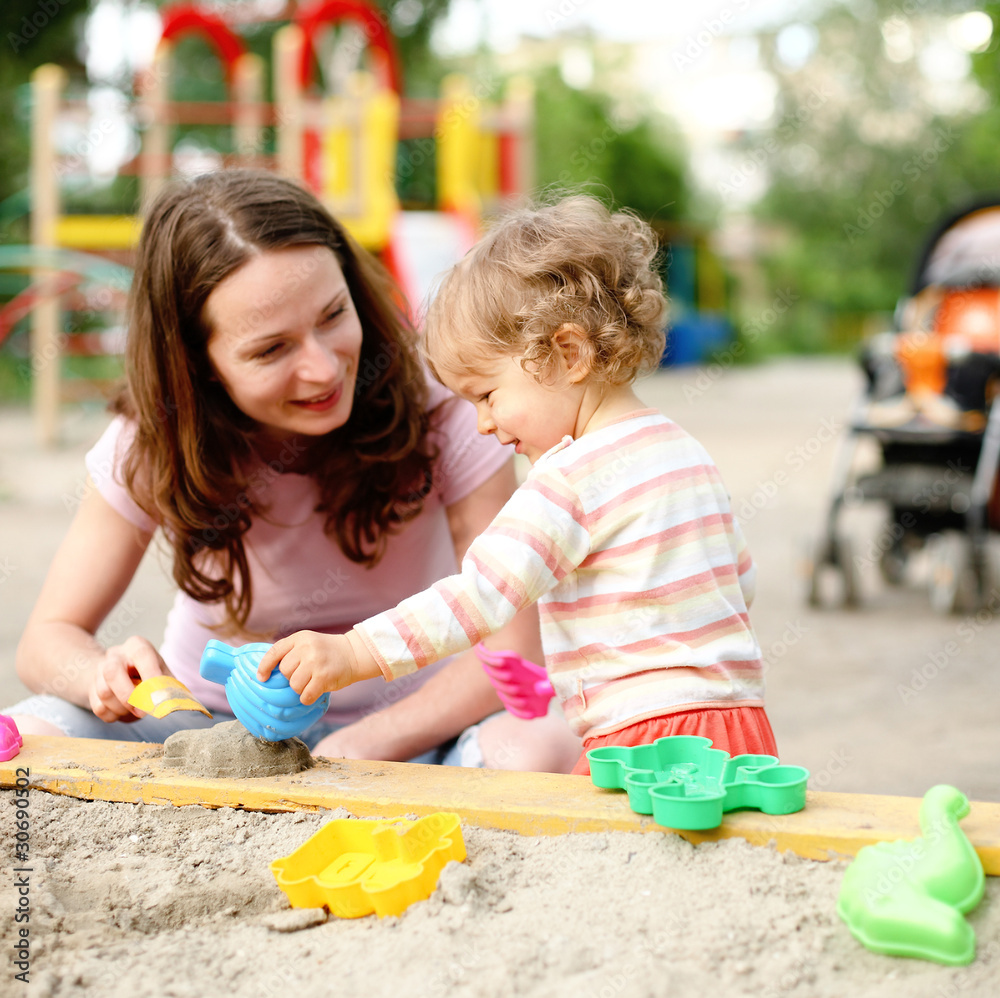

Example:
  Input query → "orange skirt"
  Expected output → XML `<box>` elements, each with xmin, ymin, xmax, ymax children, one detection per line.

<box><xmin>571</xmin><ymin>706</ymin><xmax>778</xmax><ymax>776</ymax></box>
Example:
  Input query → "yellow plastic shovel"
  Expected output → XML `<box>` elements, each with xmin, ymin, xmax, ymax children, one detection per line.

<box><xmin>127</xmin><ymin>676</ymin><xmax>212</xmax><ymax>718</ymax></box>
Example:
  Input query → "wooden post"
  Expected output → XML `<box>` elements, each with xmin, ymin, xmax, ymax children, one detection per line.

<box><xmin>503</xmin><ymin>75</ymin><xmax>535</xmax><ymax>199</ymax></box>
<box><xmin>140</xmin><ymin>40</ymin><xmax>172</xmax><ymax>212</ymax></box>
<box><xmin>274</xmin><ymin>24</ymin><xmax>305</xmax><ymax>182</ymax></box>
<box><xmin>30</xmin><ymin>64</ymin><xmax>66</xmax><ymax>448</ymax></box>
<box><xmin>320</xmin><ymin>84</ymin><xmax>357</xmax><ymax>217</ymax></box>
<box><xmin>233</xmin><ymin>52</ymin><xmax>265</xmax><ymax>167</ymax></box>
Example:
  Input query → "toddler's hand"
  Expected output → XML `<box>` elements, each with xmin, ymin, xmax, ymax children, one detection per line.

<box><xmin>257</xmin><ymin>630</ymin><xmax>381</xmax><ymax>704</ymax></box>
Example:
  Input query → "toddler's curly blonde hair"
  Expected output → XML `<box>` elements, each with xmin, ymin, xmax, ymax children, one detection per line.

<box><xmin>424</xmin><ymin>195</ymin><xmax>667</xmax><ymax>386</ymax></box>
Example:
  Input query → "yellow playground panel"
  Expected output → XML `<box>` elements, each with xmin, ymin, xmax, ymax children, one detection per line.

<box><xmin>319</xmin><ymin>71</ymin><xmax>400</xmax><ymax>251</ymax></box>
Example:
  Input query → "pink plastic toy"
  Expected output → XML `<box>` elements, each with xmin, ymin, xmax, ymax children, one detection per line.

<box><xmin>474</xmin><ymin>643</ymin><xmax>554</xmax><ymax>719</ymax></box>
<box><xmin>0</xmin><ymin>714</ymin><xmax>23</xmax><ymax>762</ymax></box>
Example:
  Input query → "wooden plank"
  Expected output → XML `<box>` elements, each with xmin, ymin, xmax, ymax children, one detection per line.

<box><xmin>2</xmin><ymin>735</ymin><xmax>998</xmax><ymax>873</ymax></box>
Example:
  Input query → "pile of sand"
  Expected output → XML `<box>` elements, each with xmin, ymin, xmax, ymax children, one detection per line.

<box><xmin>2</xmin><ymin>790</ymin><xmax>997</xmax><ymax>997</ymax></box>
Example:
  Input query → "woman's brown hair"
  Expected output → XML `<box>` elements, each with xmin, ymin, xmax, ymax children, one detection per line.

<box><xmin>113</xmin><ymin>169</ymin><xmax>435</xmax><ymax>629</ymax></box>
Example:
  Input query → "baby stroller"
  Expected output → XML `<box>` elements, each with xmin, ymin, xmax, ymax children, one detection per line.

<box><xmin>809</xmin><ymin>198</ymin><xmax>1000</xmax><ymax>613</ymax></box>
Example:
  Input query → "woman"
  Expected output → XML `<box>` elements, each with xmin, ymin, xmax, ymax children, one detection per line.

<box><xmin>9</xmin><ymin>169</ymin><xmax>581</xmax><ymax>771</ymax></box>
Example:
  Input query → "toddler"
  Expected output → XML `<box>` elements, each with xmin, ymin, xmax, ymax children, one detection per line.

<box><xmin>258</xmin><ymin>195</ymin><xmax>777</xmax><ymax>774</ymax></box>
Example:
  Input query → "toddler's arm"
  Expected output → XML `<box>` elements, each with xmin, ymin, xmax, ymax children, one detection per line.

<box><xmin>257</xmin><ymin>630</ymin><xmax>382</xmax><ymax>704</ymax></box>
<box><xmin>355</xmin><ymin>472</ymin><xmax>589</xmax><ymax>680</ymax></box>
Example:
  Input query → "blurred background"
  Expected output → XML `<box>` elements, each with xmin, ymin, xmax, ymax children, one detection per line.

<box><xmin>7</xmin><ymin>0</ymin><xmax>1000</xmax><ymax>394</ymax></box>
<box><xmin>3</xmin><ymin>0</ymin><xmax>1000</xmax><ymax>800</ymax></box>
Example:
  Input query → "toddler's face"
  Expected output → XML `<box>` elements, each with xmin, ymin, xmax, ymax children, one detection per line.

<box><xmin>441</xmin><ymin>350</ymin><xmax>584</xmax><ymax>463</ymax></box>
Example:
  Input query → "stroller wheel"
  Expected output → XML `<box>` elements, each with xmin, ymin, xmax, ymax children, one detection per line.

<box><xmin>879</xmin><ymin>544</ymin><xmax>907</xmax><ymax>586</ymax></box>
<box><xmin>926</xmin><ymin>531</ymin><xmax>977</xmax><ymax>614</ymax></box>
<box><xmin>807</xmin><ymin>534</ymin><xmax>861</xmax><ymax>609</ymax></box>
<box><xmin>878</xmin><ymin>551</ymin><xmax>906</xmax><ymax>586</ymax></box>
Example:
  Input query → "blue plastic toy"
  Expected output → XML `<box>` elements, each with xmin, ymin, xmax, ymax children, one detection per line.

<box><xmin>199</xmin><ymin>640</ymin><xmax>330</xmax><ymax>742</ymax></box>
<box><xmin>588</xmin><ymin>734</ymin><xmax>809</xmax><ymax>831</ymax></box>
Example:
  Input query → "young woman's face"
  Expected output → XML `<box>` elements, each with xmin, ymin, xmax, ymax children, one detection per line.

<box><xmin>441</xmin><ymin>350</ymin><xmax>584</xmax><ymax>464</ymax></box>
<box><xmin>204</xmin><ymin>245</ymin><xmax>363</xmax><ymax>443</ymax></box>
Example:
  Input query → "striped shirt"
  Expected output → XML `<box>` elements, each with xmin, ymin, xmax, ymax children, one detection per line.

<box><xmin>355</xmin><ymin>410</ymin><xmax>765</xmax><ymax>739</ymax></box>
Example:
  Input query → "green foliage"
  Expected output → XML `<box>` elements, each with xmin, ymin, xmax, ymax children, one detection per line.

<box><xmin>0</xmin><ymin>352</ymin><xmax>31</xmax><ymax>402</ymax></box>
<box><xmin>0</xmin><ymin>0</ymin><xmax>91</xmax><ymax>226</ymax></box>
<box><xmin>380</xmin><ymin>0</ymin><xmax>453</xmax><ymax>96</ymax></box>
<box><xmin>533</xmin><ymin>67</ymin><xmax>690</xmax><ymax>223</ymax></box>
<box><xmin>970</xmin><ymin>1</ymin><xmax>1000</xmax><ymax>92</ymax></box>
<box><xmin>61</xmin><ymin>174</ymin><xmax>139</xmax><ymax>215</ymax></box>
<box><xmin>750</xmin><ymin>0</ymin><xmax>1000</xmax><ymax>352</ymax></box>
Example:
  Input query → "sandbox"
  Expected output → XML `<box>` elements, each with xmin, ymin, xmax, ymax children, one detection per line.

<box><xmin>2</xmin><ymin>736</ymin><xmax>998</xmax><ymax>997</ymax></box>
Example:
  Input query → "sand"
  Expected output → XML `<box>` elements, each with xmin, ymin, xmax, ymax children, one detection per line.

<box><xmin>3</xmin><ymin>359</ymin><xmax>1000</xmax><ymax>995</ymax></box>
<box><xmin>162</xmin><ymin>722</ymin><xmax>313</xmax><ymax>779</ymax></box>
<box><xmin>1</xmin><ymin>789</ymin><xmax>997</xmax><ymax>997</ymax></box>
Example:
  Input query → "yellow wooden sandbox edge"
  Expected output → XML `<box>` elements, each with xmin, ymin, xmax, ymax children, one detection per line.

<box><xmin>1</xmin><ymin>735</ymin><xmax>997</xmax><ymax>874</ymax></box>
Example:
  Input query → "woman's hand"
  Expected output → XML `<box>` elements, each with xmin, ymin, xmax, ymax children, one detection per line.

<box><xmin>89</xmin><ymin>636</ymin><xmax>170</xmax><ymax>723</ymax></box>
<box><xmin>257</xmin><ymin>629</ymin><xmax>382</xmax><ymax>704</ymax></box>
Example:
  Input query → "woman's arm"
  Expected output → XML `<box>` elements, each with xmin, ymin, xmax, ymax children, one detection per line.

<box><xmin>15</xmin><ymin>484</ymin><xmax>169</xmax><ymax>722</ymax></box>
<box><xmin>310</xmin><ymin>458</ymin><xmax>544</xmax><ymax>761</ymax></box>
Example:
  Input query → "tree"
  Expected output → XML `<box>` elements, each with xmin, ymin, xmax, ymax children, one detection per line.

<box><xmin>0</xmin><ymin>0</ymin><xmax>91</xmax><ymax>234</ymax></box>
<box><xmin>533</xmin><ymin>66</ymin><xmax>690</xmax><ymax>224</ymax></box>
<box><xmin>748</xmin><ymin>0</ymin><xmax>1000</xmax><ymax>351</ymax></box>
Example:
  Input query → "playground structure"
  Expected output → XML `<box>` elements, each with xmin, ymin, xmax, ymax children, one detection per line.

<box><xmin>21</xmin><ymin>0</ymin><xmax>534</xmax><ymax>445</ymax></box>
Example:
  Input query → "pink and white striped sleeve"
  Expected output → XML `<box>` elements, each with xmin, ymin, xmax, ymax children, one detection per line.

<box><xmin>354</xmin><ymin>469</ymin><xmax>590</xmax><ymax>680</ymax></box>
<box><xmin>730</xmin><ymin>515</ymin><xmax>757</xmax><ymax>609</ymax></box>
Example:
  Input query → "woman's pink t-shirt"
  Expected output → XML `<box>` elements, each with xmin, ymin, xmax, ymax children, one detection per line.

<box><xmin>85</xmin><ymin>382</ymin><xmax>511</xmax><ymax>719</ymax></box>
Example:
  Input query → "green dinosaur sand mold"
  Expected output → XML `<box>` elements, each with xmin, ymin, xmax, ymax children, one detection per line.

<box><xmin>837</xmin><ymin>784</ymin><xmax>986</xmax><ymax>965</ymax></box>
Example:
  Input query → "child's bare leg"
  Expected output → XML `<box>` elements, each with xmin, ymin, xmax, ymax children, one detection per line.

<box><xmin>477</xmin><ymin>710</ymin><xmax>583</xmax><ymax>773</ymax></box>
